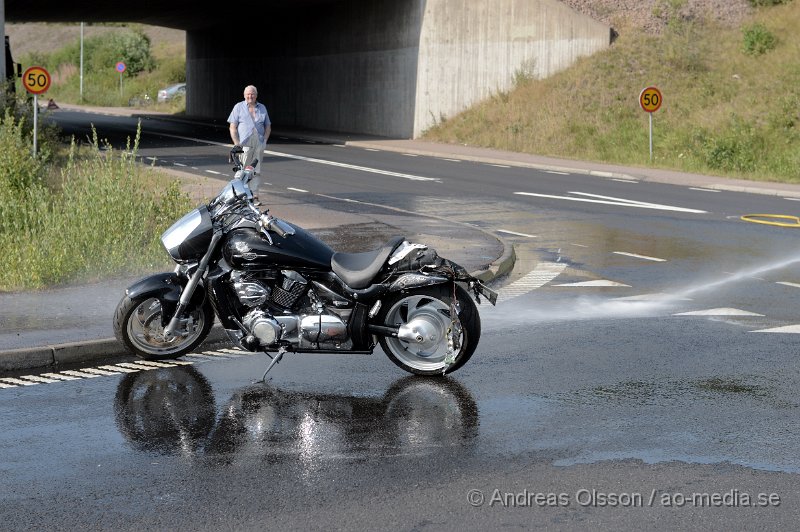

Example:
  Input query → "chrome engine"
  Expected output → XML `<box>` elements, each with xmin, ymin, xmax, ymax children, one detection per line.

<box><xmin>230</xmin><ymin>270</ymin><xmax>353</xmax><ymax>350</ymax></box>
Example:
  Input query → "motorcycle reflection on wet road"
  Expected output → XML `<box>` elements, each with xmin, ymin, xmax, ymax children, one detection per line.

<box><xmin>114</xmin><ymin>367</ymin><xmax>479</xmax><ymax>463</ymax></box>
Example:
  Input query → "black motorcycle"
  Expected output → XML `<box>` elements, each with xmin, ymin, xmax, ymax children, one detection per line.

<box><xmin>113</xmin><ymin>147</ymin><xmax>497</xmax><ymax>377</ymax></box>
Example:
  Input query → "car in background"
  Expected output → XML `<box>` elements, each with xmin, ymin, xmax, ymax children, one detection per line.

<box><xmin>157</xmin><ymin>82</ymin><xmax>186</xmax><ymax>102</ymax></box>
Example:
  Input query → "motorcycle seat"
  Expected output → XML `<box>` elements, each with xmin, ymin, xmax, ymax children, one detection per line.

<box><xmin>331</xmin><ymin>236</ymin><xmax>405</xmax><ymax>289</ymax></box>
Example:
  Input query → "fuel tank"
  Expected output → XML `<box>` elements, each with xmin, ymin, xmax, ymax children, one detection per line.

<box><xmin>223</xmin><ymin>224</ymin><xmax>334</xmax><ymax>271</ymax></box>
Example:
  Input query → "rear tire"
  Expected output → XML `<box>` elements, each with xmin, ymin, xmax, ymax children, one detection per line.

<box><xmin>376</xmin><ymin>284</ymin><xmax>481</xmax><ymax>376</ymax></box>
<box><xmin>113</xmin><ymin>294</ymin><xmax>214</xmax><ymax>360</ymax></box>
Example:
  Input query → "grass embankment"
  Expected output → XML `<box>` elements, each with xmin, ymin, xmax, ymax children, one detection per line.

<box><xmin>0</xmin><ymin>113</ymin><xmax>192</xmax><ymax>292</ymax></box>
<box><xmin>423</xmin><ymin>2</ymin><xmax>800</xmax><ymax>183</ymax></box>
<box><xmin>0</xmin><ymin>25</ymin><xmax>192</xmax><ymax>292</ymax></box>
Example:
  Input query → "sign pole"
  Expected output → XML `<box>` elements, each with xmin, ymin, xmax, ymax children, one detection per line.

<box><xmin>33</xmin><ymin>94</ymin><xmax>38</xmax><ymax>157</ymax></box>
<box><xmin>649</xmin><ymin>113</ymin><xmax>653</xmax><ymax>162</ymax></box>
<box><xmin>116</xmin><ymin>62</ymin><xmax>127</xmax><ymax>98</ymax></box>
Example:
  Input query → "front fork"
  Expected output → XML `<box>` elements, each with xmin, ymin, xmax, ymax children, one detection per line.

<box><xmin>163</xmin><ymin>230</ymin><xmax>221</xmax><ymax>340</ymax></box>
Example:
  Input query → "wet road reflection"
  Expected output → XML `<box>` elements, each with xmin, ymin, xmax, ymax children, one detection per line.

<box><xmin>115</xmin><ymin>367</ymin><xmax>479</xmax><ymax>462</ymax></box>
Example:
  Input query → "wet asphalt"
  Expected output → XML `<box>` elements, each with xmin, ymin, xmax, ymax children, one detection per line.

<box><xmin>5</xmin><ymin>106</ymin><xmax>800</xmax><ymax>529</ymax></box>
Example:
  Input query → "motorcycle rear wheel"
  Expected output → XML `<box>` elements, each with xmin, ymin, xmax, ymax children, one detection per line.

<box><xmin>377</xmin><ymin>284</ymin><xmax>481</xmax><ymax>376</ymax></box>
<box><xmin>114</xmin><ymin>294</ymin><xmax>214</xmax><ymax>360</ymax></box>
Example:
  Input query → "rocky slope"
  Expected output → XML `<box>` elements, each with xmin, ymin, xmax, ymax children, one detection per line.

<box><xmin>561</xmin><ymin>0</ymin><xmax>753</xmax><ymax>33</ymax></box>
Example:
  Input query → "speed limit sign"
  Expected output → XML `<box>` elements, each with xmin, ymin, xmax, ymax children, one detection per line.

<box><xmin>639</xmin><ymin>86</ymin><xmax>662</xmax><ymax>113</ymax></box>
<box><xmin>22</xmin><ymin>66</ymin><xmax>51</xmax><ymax>95</ymax></box>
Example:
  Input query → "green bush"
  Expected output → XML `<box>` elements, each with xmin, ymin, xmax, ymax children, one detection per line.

<box><xmin>742</xmin><ymin>23</ymin><xmax>777</xmax><ymax>55</ymax></box>
<box><xmin>46</xmin><ymin>28</ymin><xmax>155</xmax><ymax>77</ymax></box>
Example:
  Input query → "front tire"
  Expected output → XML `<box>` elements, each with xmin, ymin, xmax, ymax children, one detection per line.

<box><xmin>376</xmin><ymin>284</ymin><xmax>481</xmax><ymax>376</ymax></box>
<box><xmin>113</xmin><ymin>294</ymin><xmax>214</xmax><ymax>360</ymax></box>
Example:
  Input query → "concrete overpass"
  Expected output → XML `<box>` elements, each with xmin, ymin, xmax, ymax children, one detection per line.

<box><xmin>5</xmin><ymin>0</ymin><xmax>611</xmax><ymax>138</ymax></box>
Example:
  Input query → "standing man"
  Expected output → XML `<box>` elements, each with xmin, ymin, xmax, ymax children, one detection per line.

<box><xmin>228</xmin><ymin>85</ymin><xmax>271</xmax><ymax>197</ymax></box>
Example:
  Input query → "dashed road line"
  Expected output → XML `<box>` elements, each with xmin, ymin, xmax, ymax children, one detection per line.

<box><xmin>0</xmin><ymin>349</ymin><xmax>250</xmax><ymax>390</ymax></box>
<box><xmin>98</xmin><ymin>365</ymin><xmax>140</xmax><ymax>374</ymax></box>
<box><xmin>1</xmin><ymin>377</ymin><xmax>38</xmax><ymax>386</ymax></box>
<box><xmin>515</xmin><ymin>191</ymin><xmax>707</xmax><ymax>214</ymax></box>
<box><xmin>40</xmin><ymin>373</ymin><xmax>82</xmax><ymax>381</ymax></box>
<box><xmin>60</xmin><ymin>370</ymin><xmax>102</xmax><ymax>378</ymax></box>
<box><xmin>497</xmin><ymin>262</ymin><xmax>567</xmax><ymax>302</ymax></box>
<box><xmin>497</xmin><ymin>229</ymin><xmax>536</xmax><ymax>238</ymax></box>
<box><xmin>613</xmin><ymin>251</ymin><xmax>667</xmax><ymax>262</ymax></box>
<box><xmin>554</xmin><ymin>280</ymin><xmax>630</xmax><ymax>287</ymax></box>
<box><xmin>673</xmin><ymin>308</ymin><xmax>764</xmax><ymax>317</ymax></box>
<box><xmin>752</xmin><ymin>325</ymin><xmax>800</xmax><ymax>334</ymax></box>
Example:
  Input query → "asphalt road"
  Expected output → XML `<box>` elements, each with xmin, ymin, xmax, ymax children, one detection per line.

<box><xmin>3</xmin><ymin>108</ymin><xmax>800</xmax><ymax>530</ymax></box>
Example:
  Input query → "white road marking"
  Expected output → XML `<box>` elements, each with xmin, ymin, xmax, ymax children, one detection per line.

<box><xmin>80</xmin><ymin>367</ymin><xmax>123</xmax><ymax>376</ymax></box>
<box><xmin>264</xmin><ymin>149</ymin><xmax>440</xmax><ymax>182</ymax></box>
<box><xmin>777</xmin><ymin>282</ymin><xmax>800</xmax><ymax>288</ymax></box>
<box><xmin>364</xmin><ymin>148</ymin><xmax>379</xmax><ymax>152</ymax></box>
<box><xmin>689</xmin><ymin>187</ymin><xmax>720</xmax><ymax>193</ymax></box>
<box><xmin>98</xmin><ymin>365</ymin><xmax>140</xmax><ymax>374</ymax></box>
<box><xmin>133</xmin><ymin>360</ymin><xmax>179</xmax><ymax>368</ymax></box>
<box><xmin>497</xmin><ymin>229</ymin><xmax>537</xmax><ymax>238</ymax></box>
<box><xmin>198</xmin><ymin>351</ymin><xmax>236</xmax><ymax>359</ymax></box>
<box><xmin>554</xmin><ymin>280</ymin><xmax>631</xmax><ymax>287</ymax></box>
<box><xmin>205</xmin><ymin>350</ymin><xmax>244</xmax><ymax>358</ymax></box>
<box><xmin>205</xmin><ymin>170</ymin><xmax>223</xmax><ymax>175</ymax></box>
<box><xmin>173</xmin><ymin>162</ymin><xmax>187</xmax><ymax>167</ymax></box>
<box><xmin>0</xmin><ymin>382</ymin><xmax>17</xmax><ymax>388</ymax></box>
<box><xmin>783</xmin><ymin>197</ymin><xmax>800</xmax><ymax>202</ymax></box>
<box><xmin>0</xmin><ymin>377</ymin><xmax>38</xmax><ymax>386</ymax></box>
<box><xmin>402</xmin><ymin>153</ymin><xmax>419</xmax><ymax>157</ymax></box>
<box><xmin>673</xmin><ymin>308</ymin><xmax>764</xmax><ymax>317</ymax></box>
<box><xmin>544</xmin><ymin>170</ymin><xmax>569</xmax><ymax>175</ymax></box>
<box><xmin>613</xmin><ymin>251</ymin><xmax>667</xmax><ymax>262</ymax></box>
<box><xmin>611</xmin><ymin>178</ymin><xmax>638</xmax><ymax>184</ymax></box>
<box><xmin>514</xmin><ymin>191</ymin><xmax>707</xmax><ymax>214</ymax></box>
<box><xmin>440</xmin><ymin>158</ymin><xmax>461</xmax><ymax>162</ymax></box>
<box><xmin>497</xmin><ymin>262</ymin><xmax>567</xmax><ymax>302</ymax></box>
<box><xmin>144</xmin><ymin>131</ymin><xmax>442</xmax><ymax>183</ymax></box>
<box><xmin>570</xmin><ymin>243</ymin><xmax>588</xmax><ymax>248</ymax></box>
<box><xmin>17</xmin><ymin>375</ymin><xmax>61</xmax><ymax>384</ymax></box>
<box><xmin>488</xmin><ymin>164</ymin><xmax>510</xmax><ymax>168</ymax></box>
<box><xmin>287</xmin><ymin>187</ymin><xmax>308</xmax><ymax>193</ymax></box>
<box><xmin>333</xmin><ymin>144</ymin><xmax>346</xmax><ymax>148</ymax></box>
<box><xmin>613</xmin><ymin>293</ymin><xmax>692</xmax><ymax>301</ymax></box>
<box><xmin>60</xmin><ymin>370</ymin><xmax>101</xmax><ymax>378</ymax></box>
<box><xmin>183</xmin><ymin>353</ymin><xmax>220</xmax><ymax>360</ymax></box>
<box><xmin>117</xmin><ymin>362</ymin><xmax>160</xmax><ymax>371</ymax></box>
<box><xmin>752</xmin><ymin>325</ymin><xmax>800</xmax><ymax>333</ymax></box>
<box><xmin>40</xmin><ymin>373</ymin><xmax>82</xmax><ymax>381</ymax></box>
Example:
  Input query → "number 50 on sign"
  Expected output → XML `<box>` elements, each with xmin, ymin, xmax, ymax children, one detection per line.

<box><xmin>22</xmin><ymin>66</ymin><xmax>52</xmax><ymax>95</ymax></box>
<box><xmin>639</xmin><ymin>86</ymin><xmax>662</xmax><ymax>113</ymax></box>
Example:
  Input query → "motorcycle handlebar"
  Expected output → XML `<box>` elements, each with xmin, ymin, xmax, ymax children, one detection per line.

<box><xmin>261</xmin><ymin>214</ymin><xmax>295</xmax><ymax>238</ymax></box>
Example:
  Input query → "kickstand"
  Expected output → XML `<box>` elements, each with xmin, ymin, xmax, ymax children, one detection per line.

<box><xmin>261</xmin><ymin>346</ymin><xmax>288</xmax><ymax>382</ymax></box>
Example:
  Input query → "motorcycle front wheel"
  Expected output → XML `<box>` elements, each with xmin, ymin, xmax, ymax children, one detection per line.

<box><xmin>113</xmin><ymin>294</ymin><xmax>214</xmax><ymax>360</ymax></box>
<box><xmin>376</xmin><ymin>284</ymin><xmax>481</xmax><ymax>376</ymax></box>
